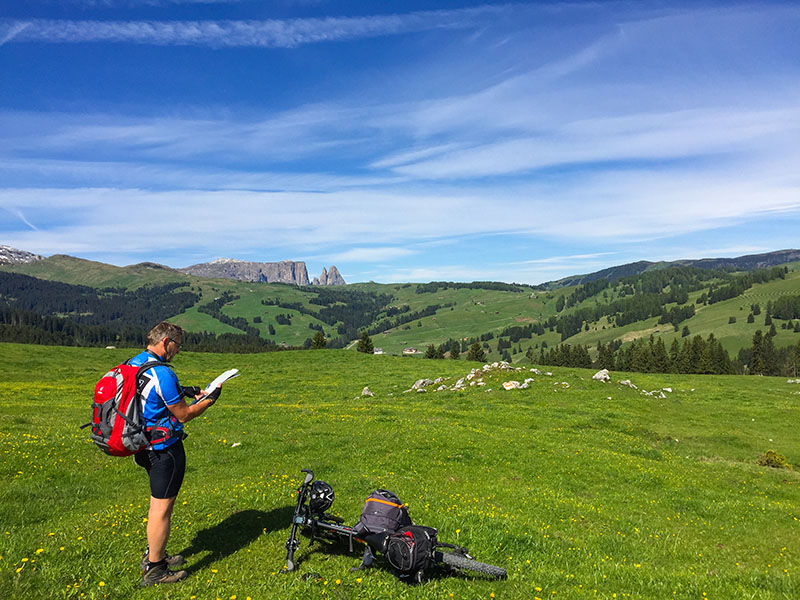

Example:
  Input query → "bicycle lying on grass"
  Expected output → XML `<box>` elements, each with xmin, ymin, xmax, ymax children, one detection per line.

<box><xmin>283</xmin><ymin>469</ymin><xmax>507</xmax><ymax>582</ymax></box>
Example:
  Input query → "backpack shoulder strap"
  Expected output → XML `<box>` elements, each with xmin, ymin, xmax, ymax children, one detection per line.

<box><xmin>135</xmin><ymin>360</ymin><xmax>171</xmax><ymax>376</ymax></box>
<box><xmin>366</xmin><ymin>497</ymin><xmax>404</xmax><ymax>509</ymax></box>
<box><xmin>131</xmin><ymin>360</ymin><xmax>173</xmax><ymax>394</ymax></box>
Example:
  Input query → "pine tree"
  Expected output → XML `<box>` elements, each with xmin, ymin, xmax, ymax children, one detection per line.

<box><xmin>424</xmin><ymin>344</ymin><xmax>437</xmax><ymax>359</ymax></box>
<box><xmin>450</xmin><ymin>340</ymin><xmax>460</xmax><ymax>359</ymax></box>
<box><xmin>356</xmin><ymin>330</ymin><xmax>374</xmax><ymax>354</ymax></box>
<box><xmin>750</xmin><ymin>330</ymin><xmax>765</xmax><ymax>374</ymax></box>
<box><xmin>574</xmin><ymin>345</ymin><xmax>592</xmax><ymax>368</ymax></box>
<box><xmin>466</xmin><ymin>342</ymin><xmax>486</xmax><ymax>362</ymax></box>
<box><xmin>652</xmin><ymin>337</ymin><xmax>670</xmax><ymax>373</ymax></box>
<box><xmin>677</xmin><ymin>339</ymin><xmax>691</xmax><ymax>374</ymax></box>
<box><xmin>310</xmin><ymin>330</ymin><xmax>327</xmax><ymax>349</ymax></box>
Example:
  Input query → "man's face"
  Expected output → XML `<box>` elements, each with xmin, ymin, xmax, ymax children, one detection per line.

<box><xmin>164</xmin><ymin>336</ymin><xmax>182</xmax><ymax>362</ymax></box>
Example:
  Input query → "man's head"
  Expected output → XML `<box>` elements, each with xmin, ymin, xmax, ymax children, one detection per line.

<box><xmin>147</xmin><ymin>321</ymin><xmax>183</xmax><ymax>361</ymax></box>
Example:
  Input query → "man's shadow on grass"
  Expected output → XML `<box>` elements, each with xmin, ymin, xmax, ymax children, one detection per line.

<box><xmin>178</xmin><ymin>506</ymin><xmax>293</xmax><ymax>573</ymax></box>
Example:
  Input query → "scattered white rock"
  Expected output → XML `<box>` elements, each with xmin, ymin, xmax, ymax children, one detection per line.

<box><xmin>619</xmin><ymin>379</ymin><xmax>638</xmax><ymax>390</ymax></box>
<box><xmin>787</xmin><ymin>379</ymin><xmax>800</xmax><ymax>384</ymax></box>
<box><xmin>231</xmin><ymin>442</ymin><xmax>241</xmax><ymax>448</ymax></box>
<box><xmin>592</xmin><ymin>369</ymin><xmax>611</xmax><ymax>382</ymax></box>
<box><xmin>416</xmin><ymin>388</ymin><xmax>427</xmax><ymax>393</ymax></box>
<box><xmin>502</xmin><ymin>381</ymin><xmax>521</xmax><ymax>390</ymax></box>
<box><xmin>524</xmin><ymin>378</ymin><xmax>535</xmax><ymax>385</ymax></box>
<box><xmin>361</xmin><ymin>386</ymin><xmax>374</xmax><ymax>397</ymax></box>
<box><xmin>436</xmin><ymin>385</ymin><xmax>447</xmax><ymax>391</ymax></box>
<box><xmin>662</xmin><ymin>387</ymin><xmax>672</xmax><ymax>393</ymax></box>
<box><xmin>530</xmin><ymin>368</ymin><xmax>541</xmax><ymax>375</ymax></box>
<box><xmin>412</xmin><ymin>378</ymin><xmax>434</xmax><ymax>390</ymax></box>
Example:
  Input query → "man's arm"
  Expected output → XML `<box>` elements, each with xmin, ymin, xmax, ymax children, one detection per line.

<box><xmin>165</xmin><ymin>389</ymin><xmax>219</xmax><ymax>423</ymax></box>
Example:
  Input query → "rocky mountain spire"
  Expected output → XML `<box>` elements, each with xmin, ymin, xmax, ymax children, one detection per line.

<box><xmin>312</xmin><ymin>265</ymin><xmax>346</xmax><ymax>285</ymax></box>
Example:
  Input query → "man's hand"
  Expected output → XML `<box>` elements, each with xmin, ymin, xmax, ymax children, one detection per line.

<box><xmin>182</xmin><ymin>386</ymin><xmax>202</xmax><ymax>398</ymax></box>
<box><xmin>205</xmin><ymin>386</ymin><xmax>222</xmax><ymax>406</ymax></box>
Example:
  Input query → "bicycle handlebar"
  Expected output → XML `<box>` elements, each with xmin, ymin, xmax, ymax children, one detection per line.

<box><xmin>301</xmin><ymin>469</ymin><xmax>314</xmax><ymax>485</ymax></box>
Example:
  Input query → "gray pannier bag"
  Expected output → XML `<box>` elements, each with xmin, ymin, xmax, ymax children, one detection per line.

<box><xmin>351</xmin><ymin>489</ymin><xmax>414</xmax><ymax>573</ymax></box>
<box><xmin>353</xmin><ymin>489</ymin><xmax>412</xmax><ymax>536</ymax></box>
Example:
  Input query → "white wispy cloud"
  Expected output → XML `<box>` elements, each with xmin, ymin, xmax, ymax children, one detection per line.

<box><xmin>518</xmin><ymin>252</ymin><xmax>618</xmax><ymax>266</ymax></box>
<box><xmin>2</xmin><ymin>159</ymin><xmax>798</xmax><ymax>259</ymax></box>
<box><xmin>0</xmin><ymin>5</ymin><xmax>509</xmax><ymax>48</ymax></box>
<box><xmin>0</xmin><ymin>21</ymin><xmax>30</xmax><ymax>46</ymax></box>
<box><xmin>325</xmin><ymin>247</ymin><xmax>416</xmax><ymax>263</ymax></box>
<box><xmin>3</xmin><ymin>207</ymin><xmax>40</xmax><ymax>231</ymax></box>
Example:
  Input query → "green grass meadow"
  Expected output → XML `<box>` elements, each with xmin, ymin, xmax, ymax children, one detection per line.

<box><xmin>2</xmin><ymin>343</ymin><xmax>799</xmax><ymax>599</ymax></box>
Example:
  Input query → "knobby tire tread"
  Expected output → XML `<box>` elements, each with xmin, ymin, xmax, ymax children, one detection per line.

<box><xmin>438</xmin><ymin>550</ymin><xmax>507</xmax><ymax>579</ymax></box>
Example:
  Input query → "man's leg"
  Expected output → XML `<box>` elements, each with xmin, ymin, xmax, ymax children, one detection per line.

<box><xmin>147</xmin><ymin>495</ymin><xmax>177</xmax><ymax>562</ymax></box>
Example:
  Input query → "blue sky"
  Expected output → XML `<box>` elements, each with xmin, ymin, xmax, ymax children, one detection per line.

<box><xmin>1</xmin><ymin>1</ymin><xmax>799</xmax><ymax>285</ymax></box>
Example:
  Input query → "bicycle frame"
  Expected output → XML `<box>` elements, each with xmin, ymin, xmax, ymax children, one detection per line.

<box><xmin>284</xmin><ymin>469</ymin><xmax>359</xmax><ymax>572</ymax></box>
<box><xmin>282</xmin><ymin>469</ymin><xmax>506</xmax><ymax>580</ymax></box>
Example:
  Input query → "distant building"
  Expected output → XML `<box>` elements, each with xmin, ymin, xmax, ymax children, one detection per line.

<box><xmin>373</xmin><ymin>348</ymin><xmax>384</xmax><ymax>355</ymax></box>
<box><xmin>402</xmin><ymin>347</ymin><xmax>420</xmax><ymax>355</ymax></box>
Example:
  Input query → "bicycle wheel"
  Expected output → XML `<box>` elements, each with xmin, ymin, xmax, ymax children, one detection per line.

<box><xmin>437</xmin><ymin>550</ymin><xmax>507</xmax><ymax>579</ymax></box>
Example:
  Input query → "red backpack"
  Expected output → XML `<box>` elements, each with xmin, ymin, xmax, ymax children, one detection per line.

<box><xmin>83</xmin><ymin>361</ymin><xmax>170</xmax><ymax>456</ymax></box>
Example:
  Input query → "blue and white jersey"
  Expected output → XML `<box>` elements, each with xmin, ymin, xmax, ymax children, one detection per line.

<box><xmin>128</xmin><ymin>350</ymin><xmax>184</xmax><ymax>450</ymax></box>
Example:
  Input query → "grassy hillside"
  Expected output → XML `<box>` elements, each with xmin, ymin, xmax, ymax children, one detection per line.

<box><xmin>1</xmin><ymin>343</ymin><xmax>798</xmax><ymax>599</ymax></box>
<box><xmin>564</xmin><ymin>265</ymin><xmax>800</xmax><ymax>357</ymax></box>
<box><xmin>1</xmin><ymin>255</ymin><xmax>190</xmax><ymax>289</ymax></box>
<box><xmin>3</xmin><ymin>257</ymin><xmax>800</xmax><ymax>366</ymax></box>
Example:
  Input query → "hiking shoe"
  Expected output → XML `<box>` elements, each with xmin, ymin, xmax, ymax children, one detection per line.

<box><xmin>140</xmin><ymin>561</ymin><xmax>187</xmax><ymax>587</ymax></box>
<box><xmin>140</xmin><ymin>548</ymin><xmax>185</xmax><ymax>571</ymax></box>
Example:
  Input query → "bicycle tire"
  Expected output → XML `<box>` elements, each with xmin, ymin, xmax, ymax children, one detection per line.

<box><xmin>437</xmin><ymin>550</ymin><xmax>507</xmax><ymax>579</ymax></box>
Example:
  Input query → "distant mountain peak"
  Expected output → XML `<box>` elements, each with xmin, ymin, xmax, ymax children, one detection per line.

<box><xmin>0</xmin><ymin>245</ymin><xmax>44</xmax><ymax>265</ymax></box>
<box><xmin>209</xmin><ymin>257</ymin><xmax>245</xmax><ymax>265</ymax></box>
<box><xmin>179</xmin><ymin>258</ymin><xmax>310</xmax><ymax>285</ymax></box>
<box><xmin>312</xmin><ymin>265</ymin><xmax>346</xmax><ymax>286</ymax></box>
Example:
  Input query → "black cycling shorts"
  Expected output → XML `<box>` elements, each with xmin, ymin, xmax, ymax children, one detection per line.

<box><xmin>134</xmin><ymin>439</ymin><xmax>186</xmax><ymax>499</ymax></box>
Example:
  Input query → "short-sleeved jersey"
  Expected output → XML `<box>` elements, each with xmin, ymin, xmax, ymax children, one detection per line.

<box><xmin>128</xmin><ymin>350</ymin><xmax>184</xmax><ymax>450</ymax></box>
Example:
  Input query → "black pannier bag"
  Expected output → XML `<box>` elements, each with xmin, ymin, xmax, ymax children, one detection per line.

<box><xmin>385</xmin><ymin>525</ymin><xmax>438</xmax><ymax>575</ymax></box>
<box><xmin>353</xmin><ymin>489</ymin><xmax>412</xmax><ymax>535</ymax></box>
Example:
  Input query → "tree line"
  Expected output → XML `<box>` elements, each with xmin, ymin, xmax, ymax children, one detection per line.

<box><xmin>534</xmin><ymin>327</ymin><xmax>800</xmax><ymax>377</ymax></box>
<box><xmin>0</xmin><ymin>305</ymin><xmax>286</xmax><ymax>353</ymax></box>
<box><xmin>0</xmin><ymin>272</ymin><xmax>199</xmax><ymax>328</ymax></box>
<box><xmin>415</xmin><ymin>281</ymin><xmax>528</xmax><ymax>294</ymax></box>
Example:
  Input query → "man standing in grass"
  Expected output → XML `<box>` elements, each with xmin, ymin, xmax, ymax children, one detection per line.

<box><xmin>130</xmin><ymin>321</ymin><xmax>222</xmax><ymax>587</ymax></box>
